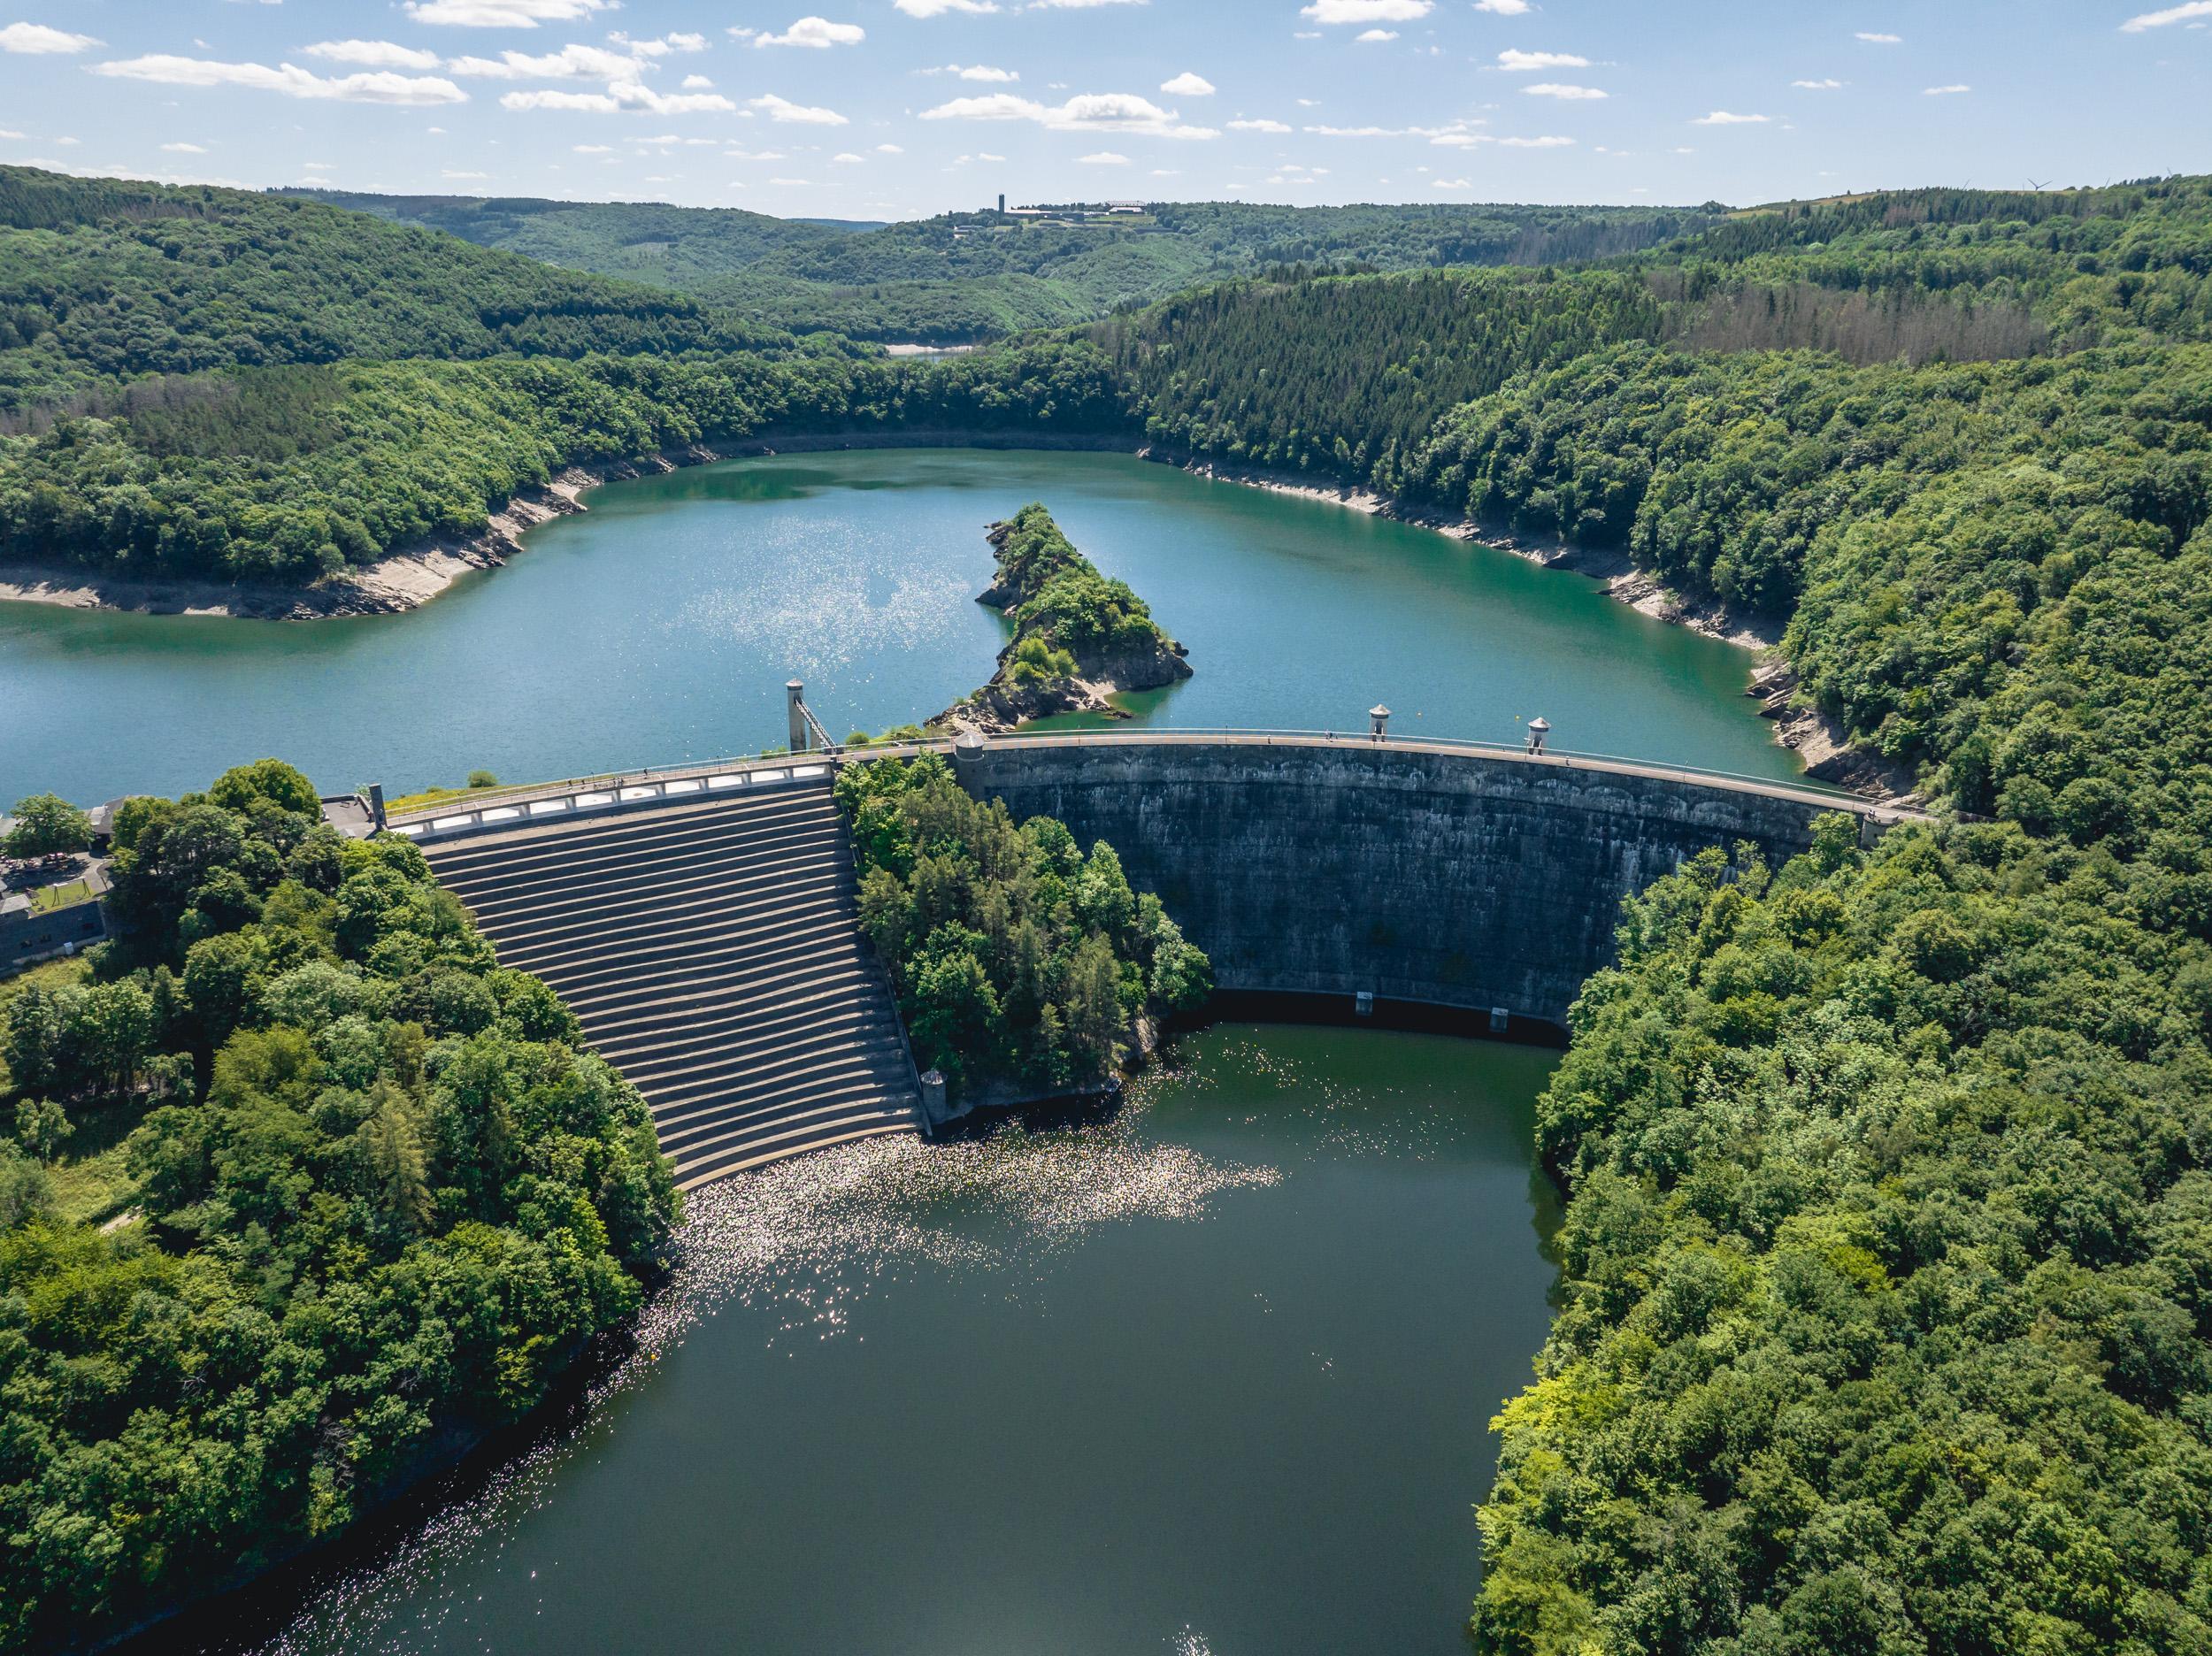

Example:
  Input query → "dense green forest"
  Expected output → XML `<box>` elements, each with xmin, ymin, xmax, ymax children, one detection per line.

<box><xmin>836</xmin><ymin>754</ymin><xmax>1210</xmax><ymax>1097</ymax></box>
<box><xmin>291</xmin><ymin>188</ymin><xmax>1710</xmax><ymax>343</ymax></box>
<box><xmin>0</xmin><ymin>761</ymin><xmax>678</xmax><ymax>1652</ymax></box>
<box><xmin>5</xmin><ymin>167</ymin><xmax>2212</xmax><ymax>1652</ymax></box>
<box><xmin>1475</xmin><ymin>817</ymin><xmax>2212</xmax><ymax>1654</ymax></box>
<box><xmin>0</xmin><ymin>167</ymin><xmax>821</xmax><ymax>416</ymax></box>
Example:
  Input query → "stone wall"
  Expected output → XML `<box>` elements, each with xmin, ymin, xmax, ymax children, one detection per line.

<box><xmin>949</xmin><ymin>740</ymin><xmax>1870</xmax><ymax>1028</ymax></box>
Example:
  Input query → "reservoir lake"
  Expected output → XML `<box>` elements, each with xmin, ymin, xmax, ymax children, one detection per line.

<box><xmin>3</xmin><ymin>448</ymin><xmax>1801</xmax><ymax>804</ymax></box>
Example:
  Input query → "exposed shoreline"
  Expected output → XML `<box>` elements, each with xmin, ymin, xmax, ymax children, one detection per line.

<box><xmin>1151</xmin><ymin>453</ymin><xmax>1782</xmax><ymax>652</ymax></box>
<box><xmin>1145</xmin><ymin>451</ymin><xmax>1910</xmax><ymax>800</ymax></box>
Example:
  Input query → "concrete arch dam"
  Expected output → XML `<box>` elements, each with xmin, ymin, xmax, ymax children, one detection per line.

<box><xmin>403</xmin><ymin>736</ymin><xmax>1897</xmax><ymax>1187</ymax></box>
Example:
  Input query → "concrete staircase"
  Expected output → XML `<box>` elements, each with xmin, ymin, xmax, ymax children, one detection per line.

<box><xmin>421</xmin><ymin>782</ymin><xmax>921</xmax><ymax>1189</ymax></box>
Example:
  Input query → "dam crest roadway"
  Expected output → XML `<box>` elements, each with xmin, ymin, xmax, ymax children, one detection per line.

<box><xmin>398</xmin><ymin>729</ymin><xmax>1912</xmax><ymax>1190</ymax></box>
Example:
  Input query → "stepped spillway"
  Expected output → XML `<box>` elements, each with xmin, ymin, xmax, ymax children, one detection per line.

<box><xmin>420</xmin><ymin>781</ymin><xmax>922</xmax><ymax>1188</ymax></box>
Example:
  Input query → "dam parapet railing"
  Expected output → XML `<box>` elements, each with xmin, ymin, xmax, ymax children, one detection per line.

<box><xmin>384</xmin><ymin>727</ymin><xmax>1916</xmax><ymax>847</ymax></box>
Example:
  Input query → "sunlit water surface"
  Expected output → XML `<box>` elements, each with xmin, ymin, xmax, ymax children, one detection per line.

<box><xmin>184</xmin><ymin>1027</ymin><xmax>1561</xmax><ymax>1656</ymax></box>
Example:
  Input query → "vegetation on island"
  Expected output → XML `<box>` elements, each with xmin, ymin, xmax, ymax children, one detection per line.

<box><xmin>835</xmin><ymin>755</ymin><xmax>1211</xmax><ymax>1100</ymax></box>
<box><xmin>0</xmin><ymin>760</ymin><xmax>677</xmax><ymax>1652</ymax></box>
<box><xmin>938</xmin><ymin>502</ymin><xmax>1188</xmax><ymax>728</ymax></box>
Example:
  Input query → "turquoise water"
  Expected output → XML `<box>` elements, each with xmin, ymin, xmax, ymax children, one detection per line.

<box><xmin>1</xmin><ymin>449</ymin><xmax>1796</xmax><ymax>805</ymax></box>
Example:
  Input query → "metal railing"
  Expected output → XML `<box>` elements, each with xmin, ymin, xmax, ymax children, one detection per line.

<box><xmin>385</xmin><ymin>723</ymin><xmax>1905</xmax><ymax>840</ymax></box>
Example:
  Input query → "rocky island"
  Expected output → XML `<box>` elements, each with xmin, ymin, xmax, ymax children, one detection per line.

<box><xmin>933</xmin><ymin>502</ymin><xmax>1191</xmax><ymax>733</ymax></box>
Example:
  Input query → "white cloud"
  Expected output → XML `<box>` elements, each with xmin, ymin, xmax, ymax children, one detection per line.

<box><xmin>895</xmin><ymin>0</ymin><xmax>1001</xmax><ymax>12</ymax></box>
<box><xmin>1228</xmin><ymin>117</ymin><xmax>1292</xmax><ymax>132</ymax></box>
<box><xmin>448</xmin><ymin>44</ymin><xmax>642</xmax><ymax>79</ymax></box>
<box><xmin>1855</xmin><ymin>31</ymin><xmax>1901</xmax><ymax>42</ymax></box>
<box><xmin>1356</xmin><ymin>29</ymin><xmax>1397</xmax><ymax>41</ymax></box>
<box><xmin>924</xmin><ymin>62</ymin><xmax>1019</xmax><ymax>80</ymax></box>
<box><xmin>2121</xmin><ymin>2</ymin><xmax>2212</xmax><ymax>27</ymax></box>
<box><xmin>1923</xmin><ymin>83</ymin><xmax>1970</xmax><ymax>95</ymax></box>
<box><xmin>1300</xmin><ymin>0</ymin><xmax>1428</xmax><ymax>21</ymax></box>
<box><xmin>1030</xmin><ymin>0</ymin><xmax>1146</xmax><ymax>7</ymax></box>
<box><xmin>572</xmin><ymin>142</ymin><xmax>614</xmax><ymax>152</ymax></box>
<box><xmin>1495</xmin><ymin>49</ymin><xmax>1588</xmax><ymax>71</ymax></box>
<box><xmin>1692</xmin><ymin>109</ymin><xmax>1769</xmax><ymax>124</ymax></box>
<box><xmin>0</xmin><ymin>22</ymin><xmax>101</xmax><ymax>53</ymax></box>
<box><xmin>1472</xmin><ymin>0</ymin><xmax>1530</xmax><ymax>12</ymax></box>
<box><xmin>1160</xmin><ymin>71</ymin><xmax>1215</xmax><ymax>96</ymax></box>
<box><xmin>1304</xmin><ymin>123</ymin><xmax>1406</xmax><ymax>135</ymax></box>
<box><xmin>611</xmin><ymin>82</ymin><xmax>738</xmax><ymax>114</ymax></box>
<box><xmin>755</xmin><ymin>17</ymin><xmax>866</xmax><ymax>48</ymax></box>
<box><xmin>1495</xmin><ymin>134</ymin><xmax>1573</xmax><ymax>147</ymax></box>
<box><xmin>921</xmin><ymin>89</ymin><xmax>1215</xmax><ymax>138</ymax></box>
<box><xmin>303</xmin><ymin>40</ymin><xmax>443</xmax><ymax>70</ymax></box>
<box><xmin>618</xmin><ymin>33</ymin><xmax>710</xmax><ymax>55</ymax></box>
<box><xmin>160</xmin><ymin>142</ymin><xmax>208</xmax><ymax>153</ymax></box>
<box><xmin>833</xmin><ymin>150</ymin><xmax>865</xmax><ymax>161</ymax></box>
<box><xmin>875</xmin><ymin>142</ymin><xmax>904</xmax><ymax>151</ymax></box>
<box><xmin>1432</xmin><ymin>176</ymin><xmax>1471</xmax><ymax>188</ymax></box>
<box><xmin>682</xmin><ymin>73</ymin><xmax>714</xmax><ymax>88</ymax></box>
<box><xmin>403</xmin><ymin>0</ymin><xmax>612</xmax><ymax>24</ymax></box>
<box><xmin>749</xmin><ymin>91</ymin><xmax>849</xmax><ymax>124</ymax></box>
<box><xmin>0</xmin><ymin>129</ymin><xmax>21</xmax><ymax>140</ymax></box>
<box><xmin>1078</xmin><ymin>150</ymin><xmax>1128</xmax><ymax>164</ymax></box>
<box><xmin>1524</xmin><ymin>82</ymin><xmax>1604</xmax><ymax>98</ymax></box>
<box><xmin>1792</xmin><ymin>77</ymin><xmax>1844</xmax><ymax>88</ymax></box>
<box><xmin>501</xmin><ymin>88</ymin><xmax>619</xmax><ymax>111</ymax></box>
<box><xmin>443</xmin><ymin>169</ymin><xmax>490</xmax><ymax>180</ymax></box>
<box><xmin>91</xmin><ymin>56</ymin><xmax>470</xmax><ymax>104</ymax></box>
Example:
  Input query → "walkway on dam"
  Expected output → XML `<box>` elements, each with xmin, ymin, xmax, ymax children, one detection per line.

<box><xmin>419</xmin><ymin>777</ymin><xmax>922</xmax><ymax>1189</ymax></box>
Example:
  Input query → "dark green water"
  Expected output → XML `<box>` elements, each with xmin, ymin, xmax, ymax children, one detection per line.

<box><xmin>1</xmin><ymin>449</ymin><xmax>1800</xmax><ymax>804</ymax></box>
<box><xmin>219</xmin><ymin>1027</ymin><xmax>1559</xmax><ymax>1656</ymax></box>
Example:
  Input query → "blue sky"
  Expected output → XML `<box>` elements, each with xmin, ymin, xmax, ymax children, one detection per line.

<box><xmin>2</xmin><ymin>1</ymin><xmax>2207</xmax><ymax>220</ymax></box>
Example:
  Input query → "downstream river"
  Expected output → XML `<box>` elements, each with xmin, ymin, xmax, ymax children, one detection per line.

<box><xmin>188</xmin><ymin>1028</ymin><xmax>1560</xmax><ymax>1656</ymax></box>
<box><xmin>2</xmin><ymin>448</ymin><xmax>1800</xmax><ymax>804</ymax></box>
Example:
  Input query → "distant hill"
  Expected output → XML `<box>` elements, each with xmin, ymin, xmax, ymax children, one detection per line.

<box><xmin>0</xmin><ymin>167</ymin><xmax>812</xmax><ymax>417</ymax></box>
<box><xmin>281</xmin><ymin>188</ymin><xmax>1717</xmax><ymax>343</ymax></box>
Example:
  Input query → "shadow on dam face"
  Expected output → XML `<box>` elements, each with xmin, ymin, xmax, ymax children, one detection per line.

<box><xmin>948</xmin><ymin>737</ymin><xmax>1886</xmax><ymax>1032</ymax></box>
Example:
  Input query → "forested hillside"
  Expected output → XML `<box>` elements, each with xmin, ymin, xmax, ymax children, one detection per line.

<box><xmin>292</xmin><ymin>188</ymin><xmax>1710</xmax><ymax>342</ymax></box>
<box><xmin>0</xmin><ymin>761</ymin><xmax>679</xmax><ymax>1652</ymax></box>
<box><xmin>0</xmin><ymin>167</ymin><xmax>813</xmax><ymax>416</ymax></box>
<box><xmin>0</xmin><ymin>342</ymin><xmax>1118</xmax><ymax>581</ymax></box>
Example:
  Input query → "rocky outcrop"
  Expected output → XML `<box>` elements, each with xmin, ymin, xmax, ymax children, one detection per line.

<box><xmin>1746</xmin><ymin>659</ymin><xmax>1919</xmax><ymax>803</ymax></box>
<box><xmin>935</xmin><ymin>508</ymin><xmax>1191</xmax><ymax>734</ymax></box>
